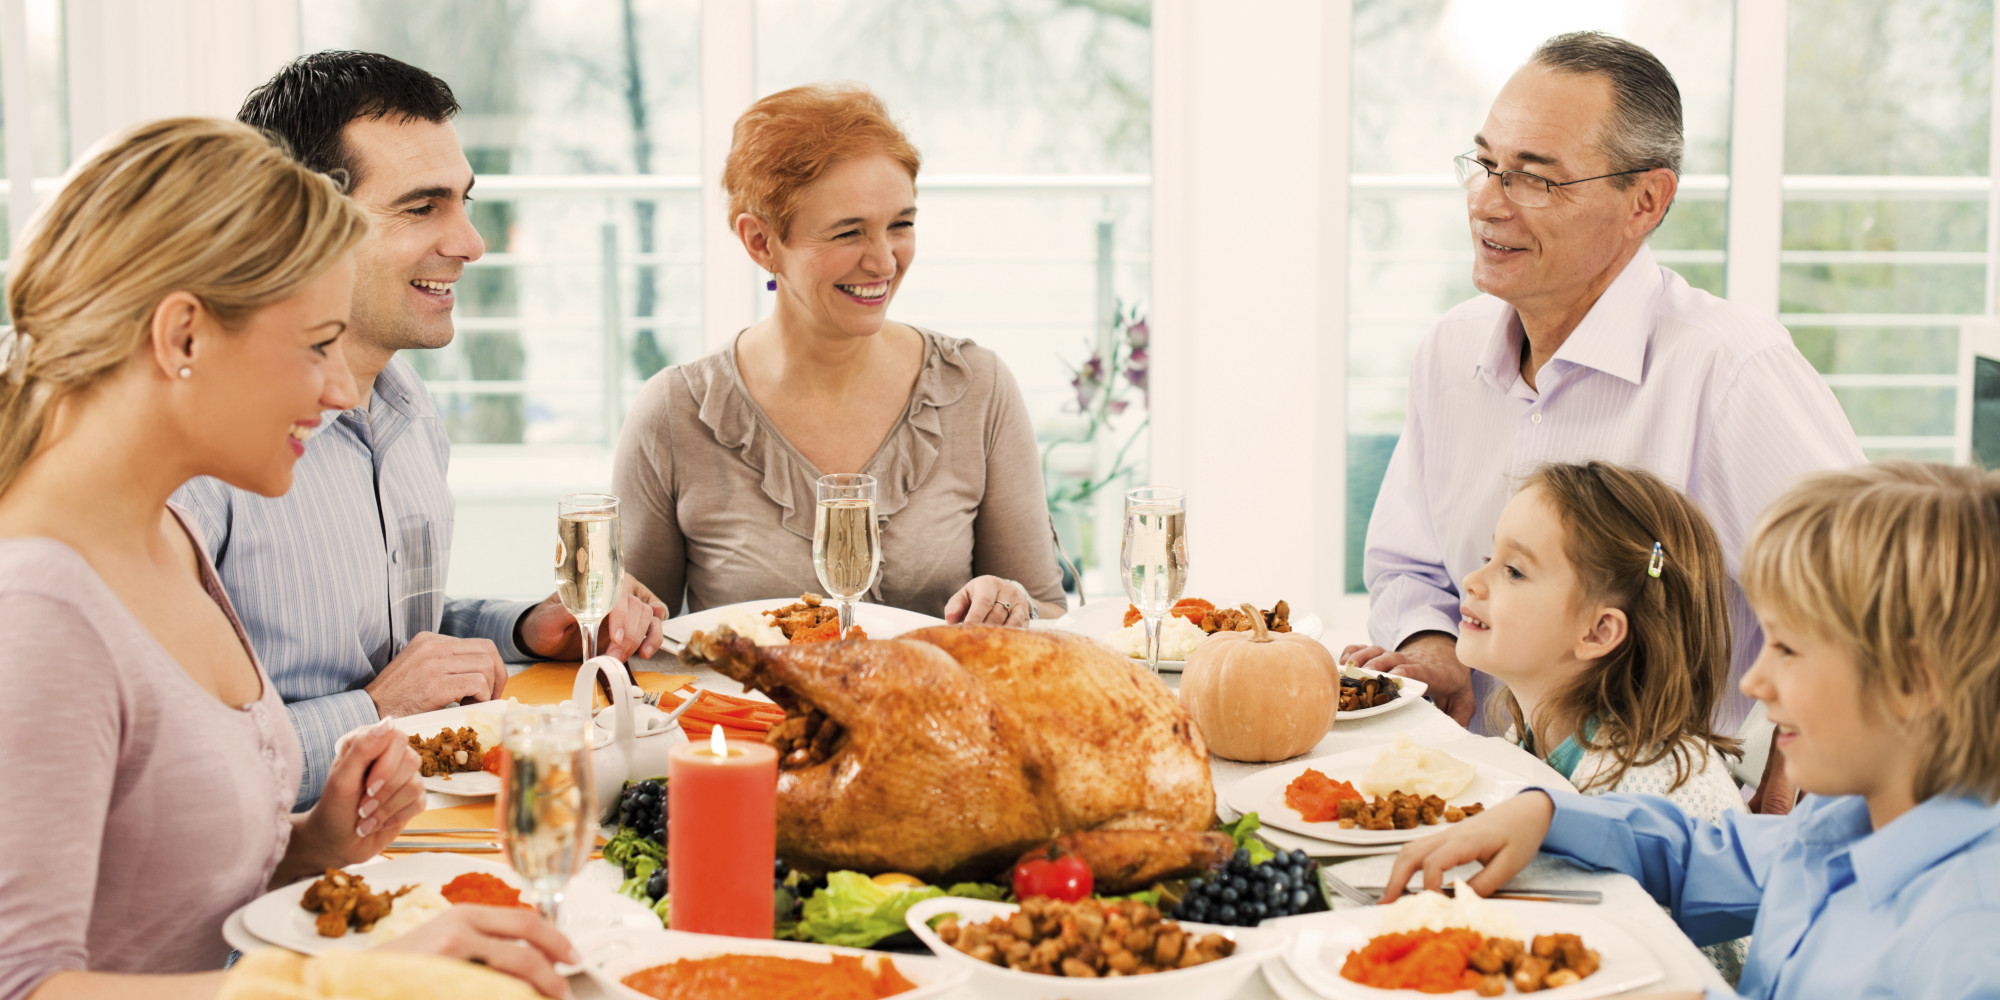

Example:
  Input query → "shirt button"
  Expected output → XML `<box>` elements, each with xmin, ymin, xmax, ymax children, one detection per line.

<box><xmin>1531</xmin><ymin>412</ymin><xmax>1543</xmax><ymax>424</ymax></box>
<box><xmin>391</xmin><ymin>549</ymin><xmax>401</xmax><ymax>565</ymax></box>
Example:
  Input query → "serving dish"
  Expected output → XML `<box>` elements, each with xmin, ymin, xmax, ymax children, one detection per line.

<box><xmin>664</xmin><ymin>598</ymin><xmax>947</xmax><ymax>648</ymax></box>
<box><xmin>1050</xmin><ymin>599</ymin><xmax>1326</xmax><ymax>673</ymax></box>
<box><xmin>1270</xmin><ymin>899</ymin><xmax>1664</xmax><ymax>998</ymax></box>
<box><xmin>904</xmin><ymin>895</ymin><xmax>1286</xmax><ymax>1000</ymax></box>
<box><xmin>1227</xmin><ymin>747</ymin><xmax>1529</xmax><ymax>846</ymax></box>
<box><xmin>236</xmin><ymin>853</ymin><xmax>656</xmax><ymax>955</ymax></box>
<box><xmin>575</xmin><ymin>925</ymin><xmax>967</xmax><ymax>1000</ymax></box>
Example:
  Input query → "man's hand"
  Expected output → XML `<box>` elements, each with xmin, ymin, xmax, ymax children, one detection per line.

<box><xmin>516</xmin><ymin>572</ymin><xmax>668</xmax><ymax>662</ymax></box>
<box><xmin>1339</xmin><ymin>632</ymin><xmax>1474</xmax><ymax>726</ymax></box>
<box><xmin>1380</xmin><ymin>790</ymin><xmax>1554</xmax><ymax>902</ymax></box>
<box><xmin>365</xmin><ymin>632</ymin><xmax>507</xmax><ymax>718</ymax></box>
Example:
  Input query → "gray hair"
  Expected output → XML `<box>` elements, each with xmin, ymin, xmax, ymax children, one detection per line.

<box><xmin>1530</xmin><ymin>31</ymin><xmax>1684</xmax><ymax>184</ymax></box>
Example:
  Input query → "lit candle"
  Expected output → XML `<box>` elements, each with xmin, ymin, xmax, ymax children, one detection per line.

<box><xmin>667</xmin><ymin>724</ymin><xmax>778</xmax><ymax>937</ymax></box>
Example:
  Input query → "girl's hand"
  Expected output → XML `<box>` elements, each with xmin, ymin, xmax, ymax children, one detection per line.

<box><xmin>297</xmin><ymin>718</ymin><xmax>426</xmax><ymax>869</ymax></box>
<box><xmin>378</xmin><ymin>905</ymin><xmax>580</xmax><ymax>999</ymax></box>
<box><xmin>1380</xmin><ymin>791</ymin><xmax>1555</xmax><ymax>902</ymax></box>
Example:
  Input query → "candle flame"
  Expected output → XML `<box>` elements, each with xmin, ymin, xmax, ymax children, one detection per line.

<box><xmin>711</xmin><ymin>720</ymin><xmax>728</xmax><ymax>756</ymax></box>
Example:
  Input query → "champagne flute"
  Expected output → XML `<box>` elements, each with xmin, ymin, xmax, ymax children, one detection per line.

<box><xmin>813</xmin><ymin>473</ymin><xmax>880</xmax><ymax>638</ymax></box>
<box><xmin>1121</xmin><ymin>486</ymin><xmax>1188</xmax><ymax>674</ymax></box>
<box><xmin>499</xmin><ymin>704</ymin><xmax>594</xmax><ymax>925</ymax></box>
<box><xmin>555</xmin><ymin>492</ymin><xmax>622</xmax><ymax>663</ymax></box>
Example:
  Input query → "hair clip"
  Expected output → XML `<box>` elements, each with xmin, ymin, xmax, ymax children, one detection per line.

<box><xmin>1647</xmin><ymin>541</ymin><xmax>1665</xmax><ymax>578</ymax></box>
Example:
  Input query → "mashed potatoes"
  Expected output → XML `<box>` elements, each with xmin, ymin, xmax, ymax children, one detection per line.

<box><xmin>1375</xmin><ymin>879</ymin><xmax>1521</xmax><ymax>939</ymax></box>
<box><xmin>712</xmin><ymin>608</ymin><xmax>788</xmax><ymax>646</ymax></box>
<box><xmin>364</xmin><ymin>885</ymin><xmax>452</xmax><ymax>944</ymax></box>
<box><xmin>1358</xmin><ymin>734</ymin><xmax>1477</xmax><ymax>799</ymax></box>
<box><xmin>1101</xmin><ymin>615</ymin><xmax>1208</xmax><ymax>661</ymax></box>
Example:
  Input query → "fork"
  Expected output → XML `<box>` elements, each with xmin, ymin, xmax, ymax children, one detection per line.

<box><xmin>1320</xmin><ymin>867</ymin><xmax>1380</xmax><ymax>907</ymax></box>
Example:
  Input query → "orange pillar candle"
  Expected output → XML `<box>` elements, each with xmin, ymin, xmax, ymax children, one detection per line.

<box><xmin>667</xmin><ymin>727</ymin><xmax>778</xmax><ymax>938</ymax></box>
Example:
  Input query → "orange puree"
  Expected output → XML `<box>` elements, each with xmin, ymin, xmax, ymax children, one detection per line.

<box><xmin>439</xmin><ymin>872</ymin><xmax>529</xmax><ymax>909</ymax></box>
<box><xmin>620</xmin><ymin>954</ymin><xmax>917</xmax><ymax>1000</ymax></box>
<box><xmin>1340</xmin><ymin>928</ymin><xmax>1487</xmax><ymax>994</ymax></box>
<box><xmin>1284</xmin><ymin>768</ymin><xmax>1363</xmax><ymax>822</ymax></box>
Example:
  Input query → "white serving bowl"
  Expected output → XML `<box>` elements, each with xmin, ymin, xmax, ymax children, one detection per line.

<box><xmin>904</xmin><ymin>896</ymin><xmax>1288</xmax><ymax>1000</ymax></box>
<box><xmin>574</xmin><ymin>925</ymin><xmax>968</xmax><ymax>1000</ymax></box>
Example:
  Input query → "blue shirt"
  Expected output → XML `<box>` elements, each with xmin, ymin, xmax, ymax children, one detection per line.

<box><xmin>171</xmin><ymin>357</ymin><xmax>536</xmax><ymax>809</ymax></box>
<box><xmin>1536</xmin><ymin>787</ymin><xmax>2000</xmax><ymax>999</ymax></box>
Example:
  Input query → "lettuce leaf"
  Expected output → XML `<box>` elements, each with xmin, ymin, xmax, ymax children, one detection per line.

<box><xmin>789</xmin><ymin>872</ymin><xmax>1006</xmax><ymax>948</ymax></box>
<box><xmin>1220</xmin><ymin>813</ymin><xmax>1276</xmax><ymax>865</ymax></box>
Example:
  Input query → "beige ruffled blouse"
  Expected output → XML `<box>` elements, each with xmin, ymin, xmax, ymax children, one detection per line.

<box><xmin>612</xmin><ymin>329</ymin><xmax>1066</xmax><ymax>619</ymax></box>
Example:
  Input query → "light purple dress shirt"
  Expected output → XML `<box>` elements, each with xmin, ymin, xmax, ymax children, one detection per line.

<box><xmin>1363</xmin><ymin>245</ymin><xmax>1866</xmax><ymax>733</ymax></box>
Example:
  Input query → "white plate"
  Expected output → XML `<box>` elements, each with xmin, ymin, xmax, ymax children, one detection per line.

<box><xmin>665</xmin><ymin>598</ymin><xmax>947</xmax><ymax>646</ymax></box>
<box><xmin>1228</xmin><ymin>746</ymin><xmax>1528</xmax><ymax>846</ymax></box>
<box><xmin>577</xmin><ymin>925</ymin><xmax>967</xmax><ymax>1000</ymax></box>
<box><xmin>1050</xmin><ymin>599</ymin><xmax>1325</xmax><ymax>673</ymax></box>
<box><xmin>238</xmin><ymin>853</ymin><xmax>657</xmax><ymax>955</ymax></box>
<box><xmin>905</xmin><ymin>896</ymin><xmax>1286</xmax><ymax>1000</ymax></box>
<box><xmin>1271</xmin><ymin>899</ymin><xmax>1664</xmax><ymax>999</ymax></box>
<box><xmin>392</xmin><ymin>704</ymin><xmax>506</xmax><ymax>796</ymax></box>
<box><xmin>1336</xmin><ymin>666</ymin><xmax>1427</xmax><ymax>721</ymax></box>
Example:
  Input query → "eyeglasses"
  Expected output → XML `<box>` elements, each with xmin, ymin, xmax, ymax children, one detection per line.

<box><xmin>1453</xmin><ymin>152</ymin><xmax>1654</xmax><ymax>208</ymax></box>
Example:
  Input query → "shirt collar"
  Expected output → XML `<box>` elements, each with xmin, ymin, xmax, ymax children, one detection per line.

<box><xmin>1848</xmin><ymin>794</ymin><xmax>2000</xmax><ymax>907</ymax></box>
<box><xmin>1471</xmin><ymin>243</ymin><xmax>1663</xmax><ymax>391</ymax></box>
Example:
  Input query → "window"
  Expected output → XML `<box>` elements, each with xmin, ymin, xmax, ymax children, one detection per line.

<box><xmin>1342</xmin><ymin>0</ymin><xmax>1735</xmax><ymax>590</ymax></box>
<box><xmin>0</xmin><ymin>0</ymin><xmax>69</xmax><ymax>307</ymax></box>
<box><xmin>1780</xmin><ymin>0</ymin><xmax>1989</xmax><ymax>460</ymax></box>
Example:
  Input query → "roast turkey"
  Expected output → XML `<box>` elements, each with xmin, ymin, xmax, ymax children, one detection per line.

<box><xmin>682</xmin><ymin>624</ymin><xmax>1216</xmax><ymax>882</ymax></box>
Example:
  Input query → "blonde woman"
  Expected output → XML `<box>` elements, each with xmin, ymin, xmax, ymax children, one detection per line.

<box><xmin>0</xmin><ymin>119</ymin><xmax>573</xmax><ymax>1000</ymax></box>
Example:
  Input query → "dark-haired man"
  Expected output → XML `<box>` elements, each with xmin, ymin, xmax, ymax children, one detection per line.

<box><xmin>1344</xmin><ymin>33</ymin><xmax>1863</xmax><ymax>735</ymax></box>
<box><xmin>174</xmin><ymin>51</ymin><xmax>665</xmax><ymax>808</ymax></box>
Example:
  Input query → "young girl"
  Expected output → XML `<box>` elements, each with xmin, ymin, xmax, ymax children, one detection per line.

<box><xmin>1459</xmin><ymin>461</ymin><xmax>1747</xmax><ymax>976</ymax></box>
<box><xmin>1384</xmin><ymin>461</ymin><xmax>2000</xmax><ymax>999</ymax></box>
<box><xmin>1461</xmin><ymin>462</ymin><xmax>1743</xmax><ymax>804</ymax></box>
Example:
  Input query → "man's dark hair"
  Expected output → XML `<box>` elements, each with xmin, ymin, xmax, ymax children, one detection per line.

<box><xmin>237</xmin><ymin>50</ymin><xmax>459</xmax><ymax>190</ymax></box>
<box><xmin>1529</xmin><ymin>32</ymin><xmax>1684</xmax><ymax>181</ymax></box>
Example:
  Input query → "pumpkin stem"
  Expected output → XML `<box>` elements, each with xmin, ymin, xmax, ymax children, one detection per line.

<box><xmin>1240</xmin><ymin>603</ymin><xmax>1272</xmax><ymax>643</ymax></box>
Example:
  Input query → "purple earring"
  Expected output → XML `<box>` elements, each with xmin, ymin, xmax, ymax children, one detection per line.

<box><xmin>766</xmin><ymin>278</ymin><xmax>777</xmax><ymax>291</ymax></box>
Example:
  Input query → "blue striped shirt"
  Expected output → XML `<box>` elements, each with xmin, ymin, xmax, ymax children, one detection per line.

<box><xmin>171</xmin><ymin>357</ymin><xmax>535</xmax><ymax>809</ymax></box>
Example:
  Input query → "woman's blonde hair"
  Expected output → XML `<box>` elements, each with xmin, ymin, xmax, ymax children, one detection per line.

<box><xmin>0</xmin><ymin>116</ymin><xmax>367</xmax><ymax>497</ymax></box>
<box><xmin>1743</xmin><ymin>461</ymin><xmax>2000</xmax><ymax>804</ymax></box>
<box><xmin>1499</xmin><ymin>462</ymin><xmax>1742</xmax><ymax>791</ymax></box>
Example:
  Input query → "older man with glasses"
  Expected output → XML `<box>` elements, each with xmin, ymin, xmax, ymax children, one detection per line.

<box><xmin>1343</xmin><ymin>32</ymin><xmax>1864</xmax><ymax>738</ymax></box>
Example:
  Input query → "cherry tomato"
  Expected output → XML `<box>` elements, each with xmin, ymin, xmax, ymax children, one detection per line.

<box><xmin>1012</xmin><ymin>847</ymin><xmax>1094</xmax><ymax>902</ymax></box>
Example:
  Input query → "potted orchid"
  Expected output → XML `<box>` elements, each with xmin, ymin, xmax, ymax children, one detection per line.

<box><xmin>1041</xmin><ymin>304</ymin><xmax>1149</xmax><ymax>591</ymax></box>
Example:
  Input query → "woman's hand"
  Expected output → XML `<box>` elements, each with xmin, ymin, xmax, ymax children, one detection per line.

<box><xmin>944</xmin><ymin>575</ymin><xmax>1034</xmax><ymax>626</ymax></box>
<box><xmin>1379</xmin><ymin>790</ymin><xmax>1555</xmax><ymax>902</ymax></box>
<box><xmin>377</xmin><ymin>905</ymin><xmax>580</xmax><ymax>999</ymax></box>
<box><xmin>279</xmin><ymin>718</ymin><xmax>426</xmax><ymax>883</ymax></box>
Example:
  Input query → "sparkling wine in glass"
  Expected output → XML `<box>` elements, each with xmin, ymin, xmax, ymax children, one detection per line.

<box><xmin>813</xmin><ymin>473</ymin><xmax>880</xmax><ymax>638</ymax></box>
<box><xmin>1121</xmin><ymin>486</ymin><xmax>1188</xmax><ymax>674</ymax></box>
<box><xmin>499</xmin><ymin>704</ymin><xmax>594</xmax><ymax>925</ymax></box>
<box><xmin>556</xmin><ymin>492</ymin><xmax>622</xmax><ymax>664</ymax></box>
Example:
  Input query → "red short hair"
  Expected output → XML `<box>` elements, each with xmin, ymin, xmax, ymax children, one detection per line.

<box><xmin>722</xmin><ymin>83</ymin><xmax>922</xmax><ymax>240</ymax></box>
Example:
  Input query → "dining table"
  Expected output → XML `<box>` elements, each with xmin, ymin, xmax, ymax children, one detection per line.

<box><xmin>227</xmin><ymin>616</ymin><xmax>1733</xmax><ymax>999</ymax></box>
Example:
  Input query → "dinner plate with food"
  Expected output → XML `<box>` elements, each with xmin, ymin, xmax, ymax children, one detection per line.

<box><xmin>905</xmin><ymin>894</ymin><xmax>1288</xmax><ymax>1000</ymax></box>
<box><xmin>392</xmin><ymin>703</ymin><xmax>508</xmax><ymax>796</ymax></box>
<box><xmin>1051</xmin><ymin>597</ymin><xmax>1325</xmax><ymax>673</ymax></box>
<box><xmin>1334</xmin><ymin>663</ymin><xmax>1425</xmax><ymax>720</ymax></box>
<box><xmin>1269</xmin><ymin>885</ymin><xmax>1662</xmax><ymax>998</ymax></box>
<box><xmin>665</xmin><ymin>594</ymin><xmax>947</xmax><ymax>648</ymax></box>
<box><xmin>237</xmin><ymin>853</ymin><xmax>657</xmax><ymax>955</ymax></box>
<box><xmin>1228</xmin><ymin>736</ymin><xmax>1529</xmax><ymax>846</ymax></box>
<box><xmin>577</xmin><ymin>925</ymin><xmax>968</xmax><ymax>1000</ymax></box>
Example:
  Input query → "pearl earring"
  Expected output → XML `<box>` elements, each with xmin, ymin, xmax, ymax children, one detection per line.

<box><xmin>177</xmin><ymin>366</ymin><xmax>192</xmax><ymax>379</ymax></box>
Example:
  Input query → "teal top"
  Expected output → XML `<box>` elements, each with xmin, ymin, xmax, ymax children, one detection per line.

<box><xmin>1524</xmin><ymin>717</ymin><xmax>1601</xmax><ymax>781</ymax></box>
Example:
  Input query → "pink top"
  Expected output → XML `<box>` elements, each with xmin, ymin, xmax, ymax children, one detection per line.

<box><xmin>0</xmin><ymin>505</ymin><xmax>301</xmax><ymax>999</ymax></box>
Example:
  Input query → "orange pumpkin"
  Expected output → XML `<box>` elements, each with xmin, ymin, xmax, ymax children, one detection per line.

<box><xmin>1178</xmin><ymin>604</ymin><xmax>1338</xmax><ymax>762</ymax></box>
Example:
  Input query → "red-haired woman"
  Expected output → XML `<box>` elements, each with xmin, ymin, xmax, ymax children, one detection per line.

<box><xmin>613</xmin><ymin>84</ymin><xmax>1065</xmax><ymax>625</ymax></box>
